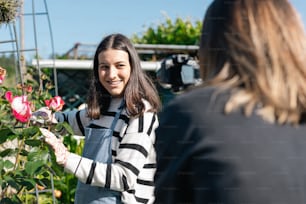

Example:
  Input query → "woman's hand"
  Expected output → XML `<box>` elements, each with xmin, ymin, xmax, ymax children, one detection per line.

<box><xmin>31</xmin><ymin>107</ymin><xmax>58</xmax><ymax>124</ymax></box>
<box><xmin>39</xmin><ymin>128</ymin><xmax>69</xmax><ymax>166</ymax></box>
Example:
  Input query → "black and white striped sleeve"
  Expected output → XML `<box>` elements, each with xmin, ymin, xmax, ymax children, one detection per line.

<box><xmin>55</xmin><ymin>109</ymin><xmax>89</xmax><ymax>136</ymax></box>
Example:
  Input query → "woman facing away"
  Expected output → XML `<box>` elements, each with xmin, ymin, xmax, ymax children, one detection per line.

<box><xmin>38</xmin><ymin>33</ymin><xmax>161</xmax><ymax>203</ymax></box>
<box><xmin>154</xmin><ymin>0</ymin><xmax>306</xmax><ymax>203</ymax></box>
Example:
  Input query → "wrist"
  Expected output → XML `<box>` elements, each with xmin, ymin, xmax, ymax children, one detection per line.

<box><xmin>55</xmin><ymin>144</ymin><xmax>70</xmax><ymax>166</ymax></box>
<box><xmin>62</xmin><ymin>151</ymin><xmax>70</xmax><ymax>167</ymax></box>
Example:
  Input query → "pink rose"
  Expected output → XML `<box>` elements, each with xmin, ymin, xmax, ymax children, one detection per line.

<box><xmin>44</xmin><ymin>96</ymin><xmax>65</xmax><ymax>111</ymax></box>
<box><xmin>5</xmin><ymin>91</ymin><xmax>32</xmax><ymax>123</ymax></box>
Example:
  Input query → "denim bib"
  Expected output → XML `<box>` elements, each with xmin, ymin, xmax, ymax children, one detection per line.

<box><xmin>75</xmin><ymin>100</ymin><xmax>124</xmax><ymax>204</ymax></box>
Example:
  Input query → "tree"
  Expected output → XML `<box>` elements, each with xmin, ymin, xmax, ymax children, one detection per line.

<box><xmin>131</xmin><ymin>16</ymin><xmax>202</xmax><ymax>45</ymax></box>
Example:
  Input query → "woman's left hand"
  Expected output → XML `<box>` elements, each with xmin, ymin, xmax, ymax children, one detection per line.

<box><xmin>39</xmin><ymin>128</ymin><xmax>69</xmax><ymax>166</ymax></box>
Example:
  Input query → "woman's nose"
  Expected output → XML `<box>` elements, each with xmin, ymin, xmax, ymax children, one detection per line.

<box><xmin>108</xmin><ymin>66</ymin><xmax>117</xmax><ymax>78</ymax></box>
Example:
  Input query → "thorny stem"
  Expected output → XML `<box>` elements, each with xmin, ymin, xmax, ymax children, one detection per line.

<box><xmin>13</xmin><ymin>128</ymin><xmax>25</xmax><ymax>172</ymax></box>
<box><xmin>13</xmin><ymin>120</ymin><xmax>30</xmax><ymax>173</ymax></box>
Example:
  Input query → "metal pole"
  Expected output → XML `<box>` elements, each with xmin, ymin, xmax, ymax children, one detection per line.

<box><xmin>44</xmin><ymin>0</ymin><xmax>58</xmax><ymax>96</ymax></box>
<box><xmin>19</xmin><ymin>0</ymin><xmax>26</xmax><ymax>78</ymax></box>
<box><xmin>31</xmin><ymin>0</ymin><xmax>43</xmax><ymax>91</ymax></box>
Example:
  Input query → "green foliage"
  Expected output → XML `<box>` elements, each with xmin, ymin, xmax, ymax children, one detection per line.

<box><xmin>131</xmin><ymin>16</ymin><xmax>202</xmax><ymax>45</ymax></box>
<box><xmin>0</xmin><ymin>67</ymin><xmax>74</xmax><ymax>203</ymax></box>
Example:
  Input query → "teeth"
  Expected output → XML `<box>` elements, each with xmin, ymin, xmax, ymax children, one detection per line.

<box><xmin>109</xmin><ymin>81</ymin><xmax>121</xmax><ymax>85</ymax></box>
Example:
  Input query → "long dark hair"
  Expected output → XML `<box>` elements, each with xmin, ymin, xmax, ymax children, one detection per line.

<box><xmin>87</xmin><ymin>33</ymin><xmax>161</xmax><ymax>119</ymax></box>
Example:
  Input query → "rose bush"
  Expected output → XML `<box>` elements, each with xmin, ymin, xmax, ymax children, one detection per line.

<box><xmin>0</xmin><ymin>66</ymin><xmax>74</xmax><ymax>203</ymax></box>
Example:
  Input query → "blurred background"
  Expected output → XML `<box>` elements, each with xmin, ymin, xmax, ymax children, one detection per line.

<box><xmin>0</xmin><ymin>0</ymin><xmax>305</xmax><ymax>108</ymax></box>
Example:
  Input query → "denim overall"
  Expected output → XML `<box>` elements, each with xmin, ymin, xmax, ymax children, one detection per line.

<box><xmin>75</xmin><ymin>101</ymin><xmax>124</xmax><ymax>204</ymax></box>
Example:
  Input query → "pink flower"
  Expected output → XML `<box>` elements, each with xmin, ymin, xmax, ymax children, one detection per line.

<box><xmin>44</xmin><ymin>96</ymin><xmax>65</xmax><ymax>111</ymax></box>
<box><xmin>5</xmin><ymin>91</ymin><xmax>32</xmax><ymax>123</ymax></box>
<box><xmin>26</xmin><ymin>85</ymin><xmax>33</xmax><ymax>93</ymax></box>
<box><xmin>0</xmin><ymin>67</ymin><xmax>6</xmax><ymax>85</ymax></box>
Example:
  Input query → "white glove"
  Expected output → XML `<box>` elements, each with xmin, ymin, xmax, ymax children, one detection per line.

<box><xmin>31</xmin><ymin>107</ymin><xmax>58</xmax><ymax>124</ymax></box>
<box><xmin>39</xmin><ymin>128</ymin><xmax>69</xmax><ymax>166</ymax></box>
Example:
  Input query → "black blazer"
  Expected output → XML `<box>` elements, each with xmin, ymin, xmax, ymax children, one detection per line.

<box><xmin>154</xmin><ymin>87</ymin><xmax>306</xmax><ymax>204</ymax></box>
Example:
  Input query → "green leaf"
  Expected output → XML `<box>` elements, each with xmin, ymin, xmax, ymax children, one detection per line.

<box><xmin>19</xmin><ymin>178</ymin><xmax>36</xmax><ymax>190</ymax></box>
<box><xmin>0</xmin><ymin>128</ymin><xmax>14</xmax><ymax>144</ymax></box>
<box><xmin>0</xmin><ymin>194</ymin><xmax>23</xmax><ymax>204</ymax></box>
<box><xmin>0</xmin><ymin>160</ymin><xmax>3</xmax><ymax>171</ymax></box>
<box><xmin>3</xmin><ymin>175</ymin><xmax>19</xmax><ymax>189</ymax></box>
<box><xmin>27</xmin><ymin>148</ymin><xmax>49</xmax><ymax>163</ymax></box>
<box><xmin>25</xmin><ymin>160</ymin><xmax>44</xmax><ymax>175</ymax></box>
<box><xmin>0</xmin><ymin>148</ymin><xmax>15</xmax><ymax>157</ymax></box>
<box><xmin>19</xmin><ymin>149</ymin><xmax>29</xmax><ymax>156</ymax></box>
<box><xmin>4</xmin><ymin>160</ymin><xmax>14</xmax><ymax>169</ymax></box>
<box><xmin>12</xmin><ymin>170</ymin><xmax>23</xmax><ymax>178</ymax></box>
<box><xmin>25</xmin><ymin>139</ymin><xmax>42</xmax><ymax>147</ymax></box>
<box><xmin>55</xmin><ymin>121</ymin><xmax>74</xmax><ymax>135</ymax></box>
<box><xmin>21</xmin><ymin>126</ymin><xmax>39</xmax><ymax>138</ymax></box>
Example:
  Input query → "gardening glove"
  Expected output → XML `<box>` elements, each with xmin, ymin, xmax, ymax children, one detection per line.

<box><xmin>39</xmin><ymin>128</ymin><xmax>69</xmax><ymax>166</ymax></box>
<box><xmin>31</xmin><ymin>107</ymin><xmax>58</xmax><ymax>124</ymax></box>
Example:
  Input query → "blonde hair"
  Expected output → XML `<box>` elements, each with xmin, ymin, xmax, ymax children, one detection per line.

<box><xmin>199</xmin><ymin>0</ymin><xmax>306</xmax><ymax>124</ymax></box>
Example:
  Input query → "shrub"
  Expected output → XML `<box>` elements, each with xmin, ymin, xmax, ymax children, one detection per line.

<box><xmin>0</xmin><ymin>66</ymin><xmax>75</xmax><ymax>203</ymax></box>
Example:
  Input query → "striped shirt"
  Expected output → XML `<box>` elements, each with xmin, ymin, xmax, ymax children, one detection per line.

<box><xmin>56</xmin><ymin>98</ymin><xmax>159</xmax><ymax>204</ymax></box>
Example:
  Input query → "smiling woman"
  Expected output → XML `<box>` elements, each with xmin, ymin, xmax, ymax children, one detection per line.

<box><xmin>36</xmin><ymin>33</ymin><xmax>162</xmax><ymax>204</ymax></box>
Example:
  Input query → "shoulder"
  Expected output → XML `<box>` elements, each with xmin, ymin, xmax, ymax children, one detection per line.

<box><xmin>125</xmin><ymin>99</ymin><xmax>158</xmax><ymax>134</ymax></box>
<box><xmin>164</xmin><ymin>86</ymin><xmax>229</xmax><ymax>113</ymax></box>
<box><xmin>141</xmin><ymin>98</ymin><xmax>155</xmax><ymax>112</ymax></box>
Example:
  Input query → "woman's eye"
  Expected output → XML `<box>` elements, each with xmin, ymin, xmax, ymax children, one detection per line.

<box><xmin>99</xmin><ymin>65</ymin><xmax>108</xmax><ymax>70</ymax></box>
<box><xmin>117</xmin><ymin>64</ymin><xmax>125</xmax><ymax>68</ymax></box>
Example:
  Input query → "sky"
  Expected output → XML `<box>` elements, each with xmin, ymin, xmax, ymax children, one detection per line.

<box><xmin>1</xmin><ymin>0</ymin><xmax>306</xmax><ymax>60</ymax></box>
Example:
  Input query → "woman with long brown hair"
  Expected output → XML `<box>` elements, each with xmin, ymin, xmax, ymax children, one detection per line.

<box><xmin>39</xmin><ymin>33</ymin><xmax>161</xmax><ymax>203</ymax></box>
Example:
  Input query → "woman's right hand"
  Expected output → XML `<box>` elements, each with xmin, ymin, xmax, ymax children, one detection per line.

<box><xmin>31</xmin><ymin>107</ymin><xmax>58</xmax><ymax>124</ymax></box>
